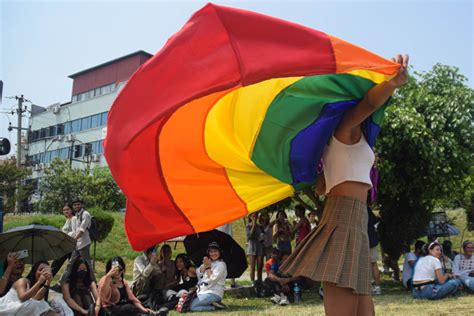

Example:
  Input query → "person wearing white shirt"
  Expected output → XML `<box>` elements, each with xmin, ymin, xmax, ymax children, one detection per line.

<box><xmin>412</xmin><ymin>241</ymin><xmax>462</xmax><ymax>300</ymax></box>
<box><xmin>51</xmin><ymin>204</ymin><xmax>78</xmax><ymax>277</ymax></box>
<box><xmin>453</xmin><ymin>240</ymin><xmax>474</xmax><ymax>292</ymax></box>
<box><xmin>191</xmin><ymin>242</ymin><xmax>227</xmax><ymax>311</ymax></box>
<box><xmin>401</xmin><ymin>240</ymin><xmax>424</xmax><ymax>289</ymax></box>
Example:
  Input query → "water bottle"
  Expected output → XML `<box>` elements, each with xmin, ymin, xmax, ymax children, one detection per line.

<box><xmin>293</xmin><ymin>282</ymin><xmax>301</xmax><ymax>303</ymax></box>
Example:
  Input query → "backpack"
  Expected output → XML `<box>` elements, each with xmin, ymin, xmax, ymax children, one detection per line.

<box><xmin>88</xmin><ymin>216</ymin><xmax>99</xmax><ymax>242</ymax></box>
<box><xmin>79</xmin><ymin>210</ymin><xmax>99</xmax><ymax>242</ymax></box>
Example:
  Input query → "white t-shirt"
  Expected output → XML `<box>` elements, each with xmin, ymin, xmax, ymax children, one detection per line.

<box><xmin>402</xmin><ymin>252</ymin><xmax>417</xmax><ymax>287</ymax></box>
<box><xmin>413</xmin><ymin>255</ymin><xmax>442</xmax><ymax>282</ymax></box>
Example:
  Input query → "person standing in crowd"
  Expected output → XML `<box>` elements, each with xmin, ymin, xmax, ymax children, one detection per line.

<box><xmin>273</xmin><ymin>211</ymin><xmax>292</xmax><ymax>254</ymax></box>
<box><xmin>308</xmin><ymin>210</ymin><xmax>319</xmax><ymax>231</ymax></box>
<box><xmin>60</xmin><ymin>198</ymin><xmax>95</xmax><ymax>285</ymax></box>
<box><xmin>61</xmin><ymin>258</ymin><xmax>98</xmax><ymax>316</ymax></box>
<box><xmin>246</xmin><ymin>213</ymin><xmax>264</xmax><ymax>284</ymax></box>
<box><xmin>281</xmin><ymin>55</ymin><xmax>409</xmax><ymax>315</ymax></box>
<box><xmin>159</xmin><ymin>244</ymin><xmax>177</xmax><ymax>289</ymax></box>
<box><xmin>98</xmin><ymin>256</ymin><xmax>153</xmax><ymax>315</ymax></box>
<box><xmin>453</xmin><ymin>240</ymin><xmax>474</xmax><ymax>292</ymax></box>
<box><xmin>190</xmin><ymin>242</ymin><xmax>227</xmax><ymax>312</ymax></box>
<box><xmin>292</xmin><ymin>204</ymin><xmax>311</xmax><ymax>246</ymax></box>
<box><xmin>412</xmin><ymin>241</ymin><xmax>462</xmax><ymax>300</ymax></box>
<box><xmin>51</xmin><ymin>203</ymin><xmax>77</xmax><ymax>277</ymax></box>
<box><xmin>259</xmin><ymin>213</ymin><xmax>274</xmax><ymax>261</ymax></box>
<box><xmin>0</xmin><ymin>260</ymin><xmax>59</xmax><ymax>315</ymax></box>
<box><xmin>131</xmin><ymin>245</ymin><xmax>165</xmax><ymax>300</ymax></box>
<box><xmin>402</xmin><ymin>240</ymin><xmax>424</xmax><ymax>289</ymax></box>
<box><xmin>367</xmin><ymin>205</ymin><xmax>382</xmax><ymax>295</ymax></box>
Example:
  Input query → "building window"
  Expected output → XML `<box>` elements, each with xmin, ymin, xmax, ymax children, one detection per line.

<box><xmin>81</xmin><ymin>116</ymin><xmax>92</xmax><ymax>130</ymax></box>
<box><xmin>100</xmin><ymin>112</ymin><xmax>108</xmax><ymax>126</ymax></box>
<box><xmin>74</xmin><ymin>144</ymin><xmax>83</xmax><ymax>158</ymax></box>
<box><xmin>71</xmin><ymin>119</ymin><xmax>81</xmax><ymax>133</ymax></box>
<box><xmin>49</xmin><ymin>126</ymin><xmax>56</xmax><ymax>137</ymax></box>
<box><xmin>57</xmin><ymin>124</ymin><xmax>64</xmax><ymax>135</ymax></box>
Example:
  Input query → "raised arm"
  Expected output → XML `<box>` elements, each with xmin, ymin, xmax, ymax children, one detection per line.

<box><xmin>335</xmin><ymin>54</ymin><xmax>409</xmax><ymax>144</ymax></box>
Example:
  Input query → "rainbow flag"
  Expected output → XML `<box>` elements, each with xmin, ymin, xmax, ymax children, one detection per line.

<box><xmin>104</xmin><ymin>3</ymin><xmax>399</xmax><ymax>250</ymax></box>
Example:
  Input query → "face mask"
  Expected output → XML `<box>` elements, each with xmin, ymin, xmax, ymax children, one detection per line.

<box><xmin>77</xmin><ymin>270</ymin><xmax>88</xmax><ymax>280</ymax></box>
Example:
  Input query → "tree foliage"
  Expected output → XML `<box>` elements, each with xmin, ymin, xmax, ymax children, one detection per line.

<box><xmin>0</xmin><ymin>160</ymin><xmax>32</xmax><ymax>212</ymax></box>
<box><xmin>376</xmin><ymin>64</ymin><xmax>474</xmax><ymax>259</ymax></box>
<box><xmin>38</xmin><ymin>159</ymin><xmax>125</xmax><ymax>213</ymax></box>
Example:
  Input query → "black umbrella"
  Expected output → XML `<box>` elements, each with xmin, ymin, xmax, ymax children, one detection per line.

<box><xmin>184</xmin><ymin>229</ymin><xmax>247</xmax><ymax>279</ymax></box>
<box><xmin>0</xmin><ymin>224</ymin><xmax>76</xmax><ymax>264</ymax></box>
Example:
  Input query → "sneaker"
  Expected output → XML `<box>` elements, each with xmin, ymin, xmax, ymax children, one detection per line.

<box><xmin>270</xmin><ymin>294</ymin><xmax>281</xmax><ymax>304</ymax></box>
<box><xmin>211</xmin><ymin>301</ymin><xmax>227</xmax><ymax>310</ymax></box>
<box><xmin>231</xmin><ymin>283</ymin><xmax>243</xmax><ymax>289</ymax></box>
<box><xmin>278</xmin><ymin>294</ymin><xmax>290</xmax><ymax>306</ymax></box>
<box><xmin>372</xmin><ymin>286</ymin><xmax>382</xmax><ymax>295</ymax></box>
<box><xmin>319</xmin><ymin>287</ymin><xmax>324</xmax><ymax>300</ymax></box>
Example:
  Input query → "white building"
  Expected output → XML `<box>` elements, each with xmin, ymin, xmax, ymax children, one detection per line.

<box><xmin>27</xmin><ymin>51</ymin><xmax>152</xmax><ymax>189</ymax></box>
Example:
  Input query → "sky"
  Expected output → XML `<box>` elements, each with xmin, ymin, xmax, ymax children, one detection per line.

<box><xmin>0</xmin><ymin>0</ymin><xmax>473</xmax><ymax>158</ymax></box>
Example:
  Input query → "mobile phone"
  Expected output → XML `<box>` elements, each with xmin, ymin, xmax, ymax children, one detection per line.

<box><xmin>15</xmin><ymin>249</ymin><xmax>29</xmax><ymax>259</ymax></box>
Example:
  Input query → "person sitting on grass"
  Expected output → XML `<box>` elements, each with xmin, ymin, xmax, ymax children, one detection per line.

<box><xmin>190</xmin><ymin>242</ymin><xmax>227</xmax><ymax>312</ymax></box>
<box><xmin>0</xmin><ymin>253</ymin><xmax>24</xmax><ymax>298</ymax></box>
<box><xmin>158</xmin><ymin>245</ymin><xmax>177</xmax><ymax>290</ymax></box>
<box><xmin>402</xmin><ymin>240</ymin><xmax>424</xmax><ymax>289</ymax></box>
<box><xmin>0</xmin><ymin>260</ymin><xmax>60</xmax><ymax>316</ymax></box>
<box><xmin>62</xmin><ymin>258</ymin><xmax>98</xmax><ymax>316</ymax></box>
<box><xmin>172</xmin><ymin>254</ymin><xmax>198</xmax><ymax>293</ymax></box>
<box><xmin>264</xmin><ymin>249</ymin><xmax>302</xmax><ymax>306</ymax></box>
<box><xmin>453</xmin><ymin>240</ymin><xmax>474</xmax><ymax>292</ymax></box>
<box><xmin>97</xmin><ymin>256</ymin><xmax>154</xmax><ymax>315</ymax></box>
<box><xmin>131</xmin><ymin>245</ymin><xmax>165</xmax><ymax>302</ymax></box>
<box><xmin>412</xmin><ymin>241</ymin><xmax>462</xmax><ymax>300</ymax></box>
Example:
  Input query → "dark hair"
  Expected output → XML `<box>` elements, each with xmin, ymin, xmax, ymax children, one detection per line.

<box><xmin>271</xmin><ymin>248</ymin><xmax>280</xmax><ymax>256</ymax></box>
<box><xmin>295</xmin><ymin>204</ymin><xmax>305</xmax><ymax>213</ymax></box>
<box><xmin>175</xmin><ymin>254</ymin><xmax>195</xmax><ymax>278</ymax></box>
<box><xmin>414</xmin><ymin>240</ymin><xmax>425</xmax><ymax>251</ymax></box>
<box><xmin>72</xmin><ymin>198</ymin><xmax>83</xmax><ymax>204</ymax></box>
<box><xmin>276</xmin><ymin>210</ymin><xmax>287</xmax><ymax>219</ymax></box>
<box><xmin>207</xmin><ymin>242</ymin><xmax>223</xmax><ymax>260</ymax></box>
<box><xmin>26</xmin><ymin>260</ymin><xmax>49</xmax><ymax>301</ymax></box>
<box><xmin>105</xmin><ymin>256</ymin><xmax>126</xmax><ymax>280</ymax></box>
<box><xmin>161</xmin><ymin>244</ymin><xmax>171</xmax><ymax>253</ymax></box>
<box><xmin>145</xmin><ymin>245</ymin><xmax>156</xmax><ymax>255</ymax></box>
<box><xmin>423</xmin><ymin>241</ymin><xmax>441</xmax><ymax>255</ymax></box>
<box><xmin>66</xmin><ymin>258</ymin><xmax>92</xmax><ymax>292</ymax></box>
<box><xmin>63</xmin><ymin>203</ymin><xmax>73</xmax><ymax>210</ymax></box>
<box><xmin>463</xmin><ymin>240</ymin><xmax>472</xmax><ymax>251</ymax></box>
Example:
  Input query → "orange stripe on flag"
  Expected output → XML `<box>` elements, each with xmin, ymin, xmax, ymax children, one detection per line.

<box><xmin>159</xmin><ymin>87</ymin><xmax>248</xmax><ymax>232</ymax></box>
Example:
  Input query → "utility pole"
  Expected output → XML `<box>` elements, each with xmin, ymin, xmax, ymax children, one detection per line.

<box><xmin>15</xmin><ymin>95</ymin><xmax>26</xmax><ymax>167</ymax></box>
<box><xmin>8</xmin><ymin>95</ymin><xmax>29</xmax><ymax>213</ymax></box>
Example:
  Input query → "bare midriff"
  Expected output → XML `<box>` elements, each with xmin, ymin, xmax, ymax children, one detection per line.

<box><xmin>326</xmin><ymin>181</ymin><xmax>371</xmax><ymax>202</ymax></box>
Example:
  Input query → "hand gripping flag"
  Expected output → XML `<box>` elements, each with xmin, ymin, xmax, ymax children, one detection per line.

<box><xmin>104</xmin><ymin>3</ymin><xmax>399</xmax><ymax>250</ymax></box>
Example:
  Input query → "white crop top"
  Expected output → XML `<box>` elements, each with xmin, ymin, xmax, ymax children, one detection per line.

<box><xmin>322</xmin><ymin>134</ymin><xmax>375</xmax><ymax>194</ymax></box>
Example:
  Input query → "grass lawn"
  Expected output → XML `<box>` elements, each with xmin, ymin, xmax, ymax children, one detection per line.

<box><xmin>3</xmin><ymin>209</ymin><xmax>474</xmax><ymax>315</ymax></box>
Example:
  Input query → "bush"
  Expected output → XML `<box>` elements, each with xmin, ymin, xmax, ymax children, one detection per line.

<box><xmin>28</xmin><ymin>215</ymin><xmax>65</xmax><ymax>229</ymax></box>
<box><xmin>88</xmin><ymin>207</ymin><xmax>114</xmax><ymax>242</ymax></box>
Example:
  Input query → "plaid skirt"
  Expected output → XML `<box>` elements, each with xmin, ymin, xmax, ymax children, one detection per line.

<box><xmin>280</xmin><ymin>195</ymin><xmax>371</xmax><ymax>295</ymax></box>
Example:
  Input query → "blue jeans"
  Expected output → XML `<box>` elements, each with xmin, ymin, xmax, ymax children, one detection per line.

<box><xmin>190</xmin><ymin>293</ymin><xmax>221</xmax><ymax>311</ymax></box>
<box><xmin>412</xmin><ymin>279</ymin><xmax>461</xmax><ymax>300</ymax></box>
<box><xmin>459</xmin><ymin>275</ymin><xmax>474</xmax><ymax>292</ymax></box>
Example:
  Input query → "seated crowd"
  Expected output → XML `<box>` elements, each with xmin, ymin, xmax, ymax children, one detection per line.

<box><xmin>0</xmin><ymin>200</ymin><xmax>472</xmax><ymax>315</ymax></box>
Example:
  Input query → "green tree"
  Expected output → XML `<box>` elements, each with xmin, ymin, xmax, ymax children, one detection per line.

<box><xmin>38</xmin><ymin>159</ymin><xmax>126</xmax><ymax>213</ymax></box>
<box><xmin>38</xmin><ymin>159</ymin><xmax>87</xmax><ymax>213</ymax></box>
<box><xmin>376</xmin><ymin>64</ymin><xmax>474</xmax><ymax>260</ymax></box>
<box><xmin>0</xmin><ymin>160</ymin><xmax>31</xmax><ymax>213</ymax></box>
<box><xmin>83</xmin><ymin>168</ymin><xmax>126</xmax><ymax>212</ymax></box>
